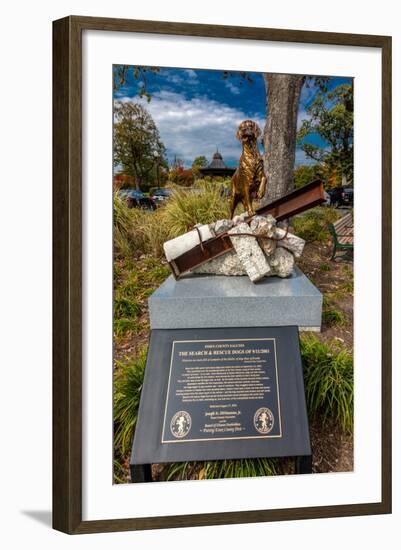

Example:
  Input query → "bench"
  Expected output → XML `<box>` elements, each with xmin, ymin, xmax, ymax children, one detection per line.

<box><xmin>328</xmin><ymin>212</ymin><xmax>354</xmax><ymax>261</ymax></box>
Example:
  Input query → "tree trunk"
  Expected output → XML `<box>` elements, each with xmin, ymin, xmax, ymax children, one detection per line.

<box><xmin>262</xmin><ymin>74</ymin><xmax>304</xmax><ymax>202</ymax></box>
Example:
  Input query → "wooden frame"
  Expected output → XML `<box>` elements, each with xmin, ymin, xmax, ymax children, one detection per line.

<box><xmin>53</xmin><ymin>15</ymin><xmax>392</xmax><ymax>534</ymax></box>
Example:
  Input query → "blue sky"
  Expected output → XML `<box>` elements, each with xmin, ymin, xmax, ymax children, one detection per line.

<box><xmin>114</xmin><ymin>66</ymin><xmax>352</xmax><ymax>168</ymax></box>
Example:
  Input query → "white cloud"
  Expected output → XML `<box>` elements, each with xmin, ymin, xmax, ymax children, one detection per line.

<box><xmin>184</xmin><ymin>69</ymin><xmax>198</xmax><ymax>79</ymax></box>
<box><xmin>224</xmin><ymin>81</ymin><xmax>241</xmax><ymax>95</ymax></box>
<box><xmin>163</xmin><ymin>69</ymin><xmax>199</xmax><ymax>87</ymax></box>
<box><xmin>116</xmin><ymin>91</ymin><xmax>265</xmax><ymax>166</ymax></box>
<box><xmin>163</xmin><ymin>73</ymin><xmax>184</xmax><ymax>85</ymax></box>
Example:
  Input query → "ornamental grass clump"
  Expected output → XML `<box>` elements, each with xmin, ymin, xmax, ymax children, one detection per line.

<box><xmin>300</xmin><ymin>335</ymin><xmax>353</xmax><ymax>433</ymax></box>
<box><xmin>167</xmin><ymin>457</ymin><xmax>279</xmax><ymax>481</ymax></box>
<box><xmin>163</xmin><ymin>180</ymin><xmax>231</xmax><ymax>235</ymax></box>
<box><xmin>114</xmin><ymin>348</ymin><xmax>147</xmax><ymax>474</ymax></box>
<box><xmin>113</xmin><ymin>193</ymin><xmax>171</xmax><ymax>258</ymax></box>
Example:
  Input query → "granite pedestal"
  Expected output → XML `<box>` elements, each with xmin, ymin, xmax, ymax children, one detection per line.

<box><xmin>149</xmin><ymin>266</ymin><xmax>322</xmax><ymax>331</ymax></box>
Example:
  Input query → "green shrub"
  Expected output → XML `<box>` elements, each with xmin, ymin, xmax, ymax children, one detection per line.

<box><xmin>164</xmin><ymin>180</ymin><xmax>231</xmax><ymax>235</ymax></box>
<box><xmin>293</xmin><ymin>207</ymin><xmax>340</xmax><ymax>243</ymax></box>
<box><xmin>300</xmin><ymin>335</ymin><xmax>353</xmax><ymax>432</ymax></box>
<box><xmin>114</xmin><ymin>348</ymin><xmax>147</xmax><ymax>461</ymax></box>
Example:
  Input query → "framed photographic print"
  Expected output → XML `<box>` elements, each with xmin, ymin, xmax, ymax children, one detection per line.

<box><xmin>53</xmin><ymin>16</ymin><xmax>391</xmax><ymax>534</ymax></box>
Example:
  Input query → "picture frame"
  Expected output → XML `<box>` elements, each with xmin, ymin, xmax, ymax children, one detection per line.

<box><xmin>53</xmin><ymin>15</ymin><xmax>392</xmax><ymax>534</ymax></box>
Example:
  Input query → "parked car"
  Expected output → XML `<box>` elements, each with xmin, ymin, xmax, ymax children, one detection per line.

<box><xmin>327</xmin><ymin>186</ymin><xmax>354</xmax><ymax>207</ymax></box>
<box><xmin>150</xmin><ymin>188</ymin><xmax>173</xmax><ymax>206</ymax></box>
<box><xmin>117</xmin><ymin>189</ymin><xmax>156</xmax><ymax>210</ymax></box>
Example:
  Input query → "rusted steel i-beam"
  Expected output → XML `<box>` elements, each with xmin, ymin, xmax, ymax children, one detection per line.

<box><xmin>256</xmin><ymin>179</ymin><xmax>325</xmax><ymax>220</ymax></box>
<box><xmin>168</xmin><ymin>179</ymin><xmax>325</xmax><ymax>279</ymax></box>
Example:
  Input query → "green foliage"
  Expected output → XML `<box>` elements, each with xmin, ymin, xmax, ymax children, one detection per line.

<box><xmin>322</xmin><ymin>308</ymin><xmax>346</xmax><ymax>328</ymax></box>
<box><xmin>300</xmin><ymin>335</ymin><xmax>353</xmax><ymax>432</ymax></box>
<box><xmin>113</xmin><ymin>101</ymin><xmax>168</xmax><ymax>190</ymax></box>
<box><xmin>293</xmin><ymin>164</ymin><xmax>325</xmax><ymax>189</ymax></box>
<box><xmin>114</xmin><ymin>269</ymin><xmax>142</xmax><ymax>337</ymax></box>
<box><xmin>341</xmin><ymin>280</ymin><xmax>353</xmax><ymax>294</ymax></box>
<box><xmin>322</xmin><ymin>296</ymin><xmax>346</xmax><ymax>327</ymax></box>
<box><xmin>114</xmin><ymin>459</ymin><xmax>128</xmax><ymax>484</ymax></box>
<box><xmin>292</xmin><ymin>207</ymin><xmax>340</xmax><ymax>242</ymax></box>
<box><xmin>191</xmin><ymin>155</ymin><xmax>208</xmax><ymax>178</ymax></box>
<box><xmin>320</xmin><ymin>263</ymin><xmax>331</xmax><ymax>271</ymax></box>
<box><xmin>167</xmin><ymin>457</ymin><xmax>279</xmax><ymax>481</ymax></box>
<box><xmin>113</xmin><ymin>256</ymin><xmax>170</xmax><ymax>338</ymax></box>
<box><xmin>114</xmin><ymin>349</ymin><xmax>147</xmax><ymax>465</ymax></box>
<box><xmin>297</xmin><ymin>84</ymin><xmax>354</xmax><ymax>184</ymax></box>
<box><xmin>341</xmin><ymin>265</ymin><xmax>354</xmax><ymax>293</ymax></box>
<box><xmin>164</xmin><ymin>180</ymin><xmax>231</xmax><ymax>234</ymax></box>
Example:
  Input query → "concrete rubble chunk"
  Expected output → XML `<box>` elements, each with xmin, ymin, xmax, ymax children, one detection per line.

<box><xmin>192</xmin><ymin>249</ymin><xmax>246</xmax><ymax>276</ymax></box>
<box><xmin>269</xmin><ymin>247</ymin><xmax>295</xmax><ymax>278</ymax></box>
<box><xmin>250</xmin><ymin>214</ymin><xmax>276</xmax><ymax>234</ymax></box>
<box><xmin>232</xmin><ymin>212</ymin><xmax>249</xmax><ymax>225</ymax></box>
<box><xmin>274</xmin><ymin>227</ymin><xmax>306</xmax><ymax>258</ymax></box>
<box><xmin>228</xmin><ymin>222</ymin><xmax>271</xmax><ymax>282</ymax></box>
<box><xmin>213</xmin><ymin>218</ymin><xmax>234</xmax><ymax>235</ymax></box>
<box><xmin>250</xmin><ymin>215</ymin><xmax>277</xmax><ymax>256</ymax></box>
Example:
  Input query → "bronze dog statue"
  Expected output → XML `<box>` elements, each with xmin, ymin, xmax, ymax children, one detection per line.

<box><xmin>230</xmin><ymin>120</ymin><xmax>267</xmax><ymax>218</ymax></box>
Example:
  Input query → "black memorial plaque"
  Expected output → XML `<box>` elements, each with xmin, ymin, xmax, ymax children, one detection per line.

<box><xmin>161</xmin><ymin>338</ymin><xmax>282</xmax><ymax>443</ymax></box>
<box><xmin>131</xmin><ymin>326</ymin><xmax>311</xmax><ymax>471</ymax></box>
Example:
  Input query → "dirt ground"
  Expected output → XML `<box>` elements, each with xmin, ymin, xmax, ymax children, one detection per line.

<box><xmin>298</xmin><ymin>240</ymin><xmax>354</xmax><ymax>474</ymax></box>
<box><xmin>115</xmin><ymin>238</ymin><xmax>354</xmax><ymax>480</ymax></box>
<box><xmin>299</xmin><ymin>241</ymin><xmax>353</xmax><ymax>349</ymax></box>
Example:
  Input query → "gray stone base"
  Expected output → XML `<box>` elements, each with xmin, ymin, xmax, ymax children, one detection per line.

<box><xmin>149</xmin><ymin>267</ymin><xmax>322</xmax><ymax>331</ymax></box>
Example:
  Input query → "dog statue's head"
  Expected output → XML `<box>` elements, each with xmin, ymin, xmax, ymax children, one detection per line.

<box><xmin>236</xmin><ymin>119</ymin><xmax>261</xmax><ymax>143</ymax></box>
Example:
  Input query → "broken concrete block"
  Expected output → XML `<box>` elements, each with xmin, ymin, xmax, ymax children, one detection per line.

<box><xmin>269</xmin><ymin>247</ymin><xmax>295</xmax><ymax>278</ymax></box>
<box><xmin>250</xmin><ymin>215</ymin><xmax>277</xmax><ymax>256</ymax></box>
<box><xmin>228</xmin><ymin>222</ymin><xmax>271</xmax><ymax>282</ymax></box>
<box><xmin>232</xmin><ymin>212</ymin><xmax>249</xmax><ymax>225</ymax></box>
<box><xmin>192</xmin><ymin>249</ymin><xmax>246</xmax><ymax>276</ymax></box>
<box><xmin>213</xmin><ymin>218</ymin><xmax>234</xmax><ymax>235</ymax></box>
<box><xmin>274</xmin><ymin>227</ymin><xmax>306</xmax><ymax>258</ymax></box>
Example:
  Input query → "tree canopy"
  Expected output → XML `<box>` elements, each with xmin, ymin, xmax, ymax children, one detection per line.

<box><xmin>113</xmin><ymin>101</ymin><xmax>167</xmax><ymax>190</ymax></box>
<box><xmin>191</xmin><ymin>155</ymin><xmax>208</xmax><ymax>177</ymax></box>
<box><xmin>297</xmin><ymin>83</ymin><xmax>354</xmax><ymax>185</ymax></box>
